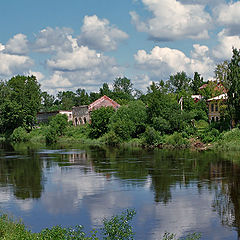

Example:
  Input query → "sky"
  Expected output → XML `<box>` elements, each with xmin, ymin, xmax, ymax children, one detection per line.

<box><xmin>1</xmin><ymin>0</ymin><xmax>240</xmax><ymax>94</ymax></box>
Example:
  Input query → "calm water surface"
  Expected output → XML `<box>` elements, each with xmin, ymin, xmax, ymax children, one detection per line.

<box><xmin>0</xmin><ymin>143</ymin><xmax>240</xmax><ymax>239</ymax></box>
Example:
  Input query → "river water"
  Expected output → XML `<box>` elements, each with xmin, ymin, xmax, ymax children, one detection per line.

<box><xmin>0</xmin><ymin>143</ymin><xmax>240</xmax><ymax>239</ymax></box>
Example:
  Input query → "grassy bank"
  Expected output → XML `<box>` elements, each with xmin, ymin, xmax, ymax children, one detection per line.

<box><xmin>0</xmin><ymin>211</ymin><xmax>201</xmax><ymax>240</ymax></box>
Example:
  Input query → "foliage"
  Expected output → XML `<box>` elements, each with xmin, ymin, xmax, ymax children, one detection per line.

<box><xmin>46</xmin><ymin>114</ymin><xmax>68</xmax><ymax>144</ymax></box>
<box><xmin>142</xmin><ymin>126</ymin><xmax>161</xmax><ymax>146</ymax></box>
<box><xmin>0</xmin><ymin>209</ymin><xmax>136</xmax><ymax>240</ymax></box>
<box><xmin>109</xmin><ymin>101</ymin><xmax>147</xmax><ymax>140</ymax></box>
<box><xmin>0</xmin><ymin>75</ymin><xmax>41</xmax><ymax>134</ymax></box>
<box><xmin>168</xmin><ymin>71</ymin><xmax>191</xmax><ymax>94</ymax></box>
<box><xmin>89</xmin><ymin>107</ymin><xmax>115</xmax><ymax>139</ymax></box>
<box><xmin>164</xmin><ymin>132</ymin><xmax>189</xmax><ymax>147</ymax></box>
<box><xmin>191</xmin><ymin>72</ymin><xmax>204</xmax><ymax>94</ymax></box>
<box><xmin>225</xmin><ymin>48</ymin><xmax>240</xmax><ymax>123</ymax></box>
<box><xmin>10</xmin><ymin>127</ymin><xmax>29</xmax><ymax>142</ymax></box>
<box><xmin>100</xmin><ymin>130</ymin><xmax>122</xmax><ymax>146</ymax></box>
<box><xmin>101</xmin><ymin>209</ymin><xmax>136</xmax><ymax>240</ymax></box>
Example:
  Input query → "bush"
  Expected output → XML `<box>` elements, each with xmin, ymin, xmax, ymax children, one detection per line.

<box><xmin>10</xmin><ymin>127</ymin><xmax>29</xmax><ymax>142</ymax></box>
<box><xmin>142</xmin><ymin>126</ymin><xmax>161</xmax><ymax>146</ymax></box>
<box><xmin>165</xmin><ymin>132</ymin><xmax>189</xmax><ymax>147</ymax></box>
<box><xmin>101</xmin><ymin>130</ymin><xmax>122</xmax><ymax>146</ymax></box>
<box><xmin>89</xmin><ymin>107</ymin><xmax>115</xmax><ymax>139</ymax></box>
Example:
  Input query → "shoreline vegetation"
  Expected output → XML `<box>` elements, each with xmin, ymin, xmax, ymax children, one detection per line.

<box><xmin>1</xmin><ymin>48</ymin><xmax>240</xmax><ymax>152</ymax></box>
<box><xmin>0</xmin><ymin>210</ymin><xmax>201</xmax><ymax>240</ymax></box>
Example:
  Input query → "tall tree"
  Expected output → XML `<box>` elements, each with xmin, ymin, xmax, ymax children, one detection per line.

<box><xmin>0</xmin><ymin>75</ymin><xmax>41</xmax><ymax>133</ymax></box>
<box><xmin>226</xmin><ymin>48</ymin><xmax>240</xmax><ymax>123</ymax></box>
<box><xmin>75</xmin><ymin>88</ymin><xmax>90</xmax><ymax>106</ymax></box>
<box><xmin>191</xmin><ymin>72</ymin><xmax>204</xmax><ymax>94</ymax></box>
<box><xmin>57</xmin><ymin>91</ymin><xmax>76</xmax><ymax>110</ymax></box>
<box><xmin>41</xmin><ymin>91</ymin><xmax>55</xmax><ymax>112</ymax></box>
<box><xmin>215</xmin><ymin>60</ymin><xmax>229</xmax><ymax>83</ymax></box>
<box><xmin>168</xmin><ymin>71</ymin><xmax>191</xmax><ymax>94</ymax></box>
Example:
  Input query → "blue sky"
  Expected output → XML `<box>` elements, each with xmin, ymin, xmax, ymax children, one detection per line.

<box><xmin>0</xmin><ymin>0</ymin><xmax>240</xmax><ymax>94</ymax></box>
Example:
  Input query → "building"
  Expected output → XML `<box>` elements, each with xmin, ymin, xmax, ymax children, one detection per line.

<box><xmin>36</xmin><ymin>110</ymin><xmax>72</xmax><ymax>124</ymax></box>
<box><xmin>88</xmin><ymin>95</ymin><xmax>120</xmax><ymax>111</ymax></box>
<box><xmin>72</xmin><ymin>105</ymin><xmax>89</xmax><ymax>126</ymax></box>
<box><xmin>72</xmin><ymin>95</ymin><xmax>120</xmax><ymax>126</ymax></box>
<box><xmin>207</xmin><ymin>93</ymin><xmax>227</xmax><ymax>122</ymax></box>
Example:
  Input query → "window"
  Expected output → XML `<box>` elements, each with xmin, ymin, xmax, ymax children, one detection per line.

<box><xmin>211</xmin><ymin>104</ymin><xmax>214</xmax><ymax>112</ymax></box>
<box><xmin>211</xmin><ymin>117</ymin><xmax>215</xmax><ymax>122</ymax></box>
<box><xmin>215</xmin><ymin>104</ymin><xmax>218</xmax><ymax>112</ymax></box>
<box><xmin>216</xmin><ymin>117</ymin><xmax>219</xmax><ymax>122</ymax></box>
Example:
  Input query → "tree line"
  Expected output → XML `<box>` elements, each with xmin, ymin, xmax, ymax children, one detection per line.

<box><xmin>1</xmin><ymin>48</ymin><xmax>240</xmax><ymax>145</ymax></box>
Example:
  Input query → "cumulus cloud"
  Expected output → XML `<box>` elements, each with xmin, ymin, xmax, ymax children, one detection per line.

<box><xmin>41</xmin><ymin>45</ymin><xmax>121</xmax><ymax>92</ymax></box>
<box><xmin>4</xmin><ymin>33</ymin><xmax>29</xmax><ymax>55</ymax></box>
<box><xmin>0</xmin><ymin>52</ymin><xmax>33</xmax><ymax>77</ymax></box>
<box><xmin>212</xmin><ymin>29</ymin><xmax>240</xmax><ymax>60</ymax></box>
<box><xmin>130</xmin><ymin>0</ymin><xmax>211</xmax><ymax>41</ymax></box>
<box><xmin>134</xmin><ymin>44</ymin><xmax>214</xmax><ymax>80</ymax></box>
<box><xmin>32</xmin><ymin>27</ymin><xmax>74</xmax><ymax>53</ymax></box>
<box><xmin>78</xmin><ymin>15</ymin><xmax>128</xmax><ymax>51</ymax></box>
<box><xmin>215</xmin><ymin>1</ymin><xmax>240</xmax><ymax>36</ymax></box>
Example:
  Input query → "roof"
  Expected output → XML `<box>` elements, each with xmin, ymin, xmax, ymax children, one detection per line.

<box><xmin>88</xmin><ymin>95</ymin><xmax>120</xmax><ymax>111</ymax></box>
<box><xmin>207</xmin><ymin>93</ymin><xmax>228</xmax><ymax>101</ymax></box>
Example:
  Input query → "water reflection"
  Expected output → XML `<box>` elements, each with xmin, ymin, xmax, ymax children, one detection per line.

<box><xmin>0</xmin><ymin>144</ymin><xmax>240</xmax><ymax>239</ymax></box>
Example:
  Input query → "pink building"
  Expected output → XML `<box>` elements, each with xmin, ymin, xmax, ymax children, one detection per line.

<box><xmin>88</xmin><ymin>95</ymin><xmax>120</xmax><ymax>111</ymax></box>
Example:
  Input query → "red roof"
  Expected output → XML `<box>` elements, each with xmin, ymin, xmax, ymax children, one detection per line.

<box><xmin>88</xmin><ymin>95</ymin><xmax>120</xmax><ymax>111</ymax></box>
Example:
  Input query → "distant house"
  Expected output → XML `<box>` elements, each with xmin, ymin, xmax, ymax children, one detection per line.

<box><xmin>191</xmin><ymin>95</ymin><xmax>202</xmax><ymax>103</ymax></box>
<box><xmin>207</xmin><ymin>93</ymin><xmax>228</xmax><ymax>122</ymax></box>
<box><xmin>72</xmin><ymin>105</ymin><xmax>89</xmax><ymax>126</ymax></box>
<box><xmin>36</xmin><ymin>110</ymin><xmax>72</xmax><ymax>124</ymax></box>
<box><xmin>88</xmin><ymin>95</ymin><xmax>120</xmax><ymax>111</ymax></box>
<box><xmin>72</xmin><ymin>95</ymin><xmax>120</xmax><ymax>126</ymax></box>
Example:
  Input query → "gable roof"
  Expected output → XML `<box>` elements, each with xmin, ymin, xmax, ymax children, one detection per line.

<box><xmin>88</xmin><ymin>95</ymin><xmax>120</xmax><ymax>111</ymax></box>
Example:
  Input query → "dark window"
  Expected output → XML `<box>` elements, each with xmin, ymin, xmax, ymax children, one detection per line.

<box><xmin>216</xmin><ymin>117</ymin><xmax>219</xmax><ymax>122</ymax></box>
<box><xmin>211</xmin><ymin>104</ymin><xmax>214</xmax><ymax>112</ymax></box>
<box><xmin>211</xmin><ymin>117</ymin><xmax>215</xmax><ymax>122</ymax></box>
<box><xmin>215</xmin><ymin>104</ymin><xmax>218</xmax><ymax>112</ymax></box>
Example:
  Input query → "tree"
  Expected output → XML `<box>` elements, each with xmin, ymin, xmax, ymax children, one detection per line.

<box><xmin>191</xmin><ymin>72</ymin><xmax>204</xmax><ymax>94</ymax></box>
<box><xmin>41</xmin><ymin>91</ymin><xmax>55</xmax><ymax>112</ymax></box>
<box><xmin>168</xmin><ymin>71</ymin><xmax>191</xmax><ymax>94</ymax></box>
<box><xmin>89</xmin><ymin>107</ymin><xmax>115</xmax><ymax>139</ymax></box>
<box><xmin>0</xmin><ymin>75</ymin><xmax>41</xmax><ymax>133</ymax></box>
<box><xmin>75</xmin><ymin>88</ymin><xmax>90</xmax><ymax>106</ymax></box>
<box><xmin>99</xmin><ymin>83</ymin><xmax>112</xmax><ymax>98</ymax></box>
<box><xmin>215</xmin><ymin>60</ymin><xmax>229</xmax><ymax>83</ymax></box>
<box><xmin>57</xmin><ymin>91</ymin><xmax>76</xmax><ymax>110</ymax></box>
<box><xmin>226</xmin><ymin>48</ymin><xmax>240</xmax><ymax>123</ymax></box>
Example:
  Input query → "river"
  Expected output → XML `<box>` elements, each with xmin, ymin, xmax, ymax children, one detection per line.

<box><xmin>0</xmin><ymin>143</ymin><xmax>239</xmax><ymax>239</ymax></box>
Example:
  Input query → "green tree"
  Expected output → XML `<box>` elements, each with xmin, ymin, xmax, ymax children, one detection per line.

<box><xmin>168</xmin><ymin>71</ymin><xmax>191</xmax><ymax>94</ymax></box>
<box><xmin>75</xmin><ymin>88</ymin><xmax>90</xmax><ymax>106</ymax></box>
<box><xmin>0</xmin><ymin>75</ymin><xmax>41</xmax><ymax>133</ymax></box>
<box><xmin>191</xmin><ymin>72</ymin><xmax>204</xmax><ymax>94</ymax></box>
<box><xmin>89</xmin><ymin>107</ymin><xmax>115</xmax><ymax>139</ymax></box>
<box><xmin>99</xmin><ymin>83</ymin><xmax>113</xmax><ymax>98</ymax></box>
<box><xmin>41</xmin><ymin>91</ymin><xmax>55</xmax><ymax>112</ymax></box>
<box><xmin>215</xmin><ymin>60</ymin><xmax>229</xmax><ymax>83</ymax></box>
<box><xmin>57</xmin><ymin>91</ymin><xmax>76</xmax><ymax>110</ymax></box>
<box><xmin>226</xmin><ymin>48</ymin><xmax>240</xmax><ymax>123</ymax></box>
<box><xmin>109</xmin><ymin>100</ymin><xmax>147</xmax><ymax>140</ymax></box>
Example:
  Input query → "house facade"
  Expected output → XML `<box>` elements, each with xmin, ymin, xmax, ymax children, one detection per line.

<box><xmin>72</xmin><ymin>105</ymin><xmax>90</xmax><ymax>126</ymax></box>
<box><xmin>207</xmin><ymin>93</ymin><xmax>227</xmax><ymax>122</ymax></box>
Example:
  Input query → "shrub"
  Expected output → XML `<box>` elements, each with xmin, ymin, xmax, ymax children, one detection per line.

<box><xmin>89</xmin><ymin>107</ymin><xmax>115</xmax><ymax>139</ymax></box>
<box><xmin>165</xmin><ymin>132</ymin><xmax>189</xmax><ymax>147</ymax></box>
<box><xmin>142</xmin><ymin>126</ymin><xmax>161</xmax><ymax>146</ymax></box>
<box><xmin>101</xmin><ymin>130</ymin><xmax>122</xmax><ymax>146</ymax></box>
<box><xmin>10</xmin><ymin>127</ymin><xmax>29</xmax><ymax>142</ymax></box>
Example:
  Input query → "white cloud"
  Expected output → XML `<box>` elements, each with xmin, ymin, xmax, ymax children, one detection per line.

<box><xmin>215</xmin><ymin>1</ymin><xmax>240</xmax><ymax>36</ymax></box>
<box><xmin>78</xmin><ymin>15</ymin><xmax>128</xmax><ymax>51</ymax></box>
<box><xmin>212</xmin><ymin>29</ymin><xmax>240</xmax><ymax>60</ymax></box>
<box><xmin>33</xmin><ymin>27</ymin><xmax>74</xmax><ymax>53</ymax></box>
<box><xmin>27</xmin><ymin>70</ymin><xmax>45</xmax><ymax>81</ymax></box>
<box><xmin>4</xmin><ymin>34</ymin><xmax>29</xmax><ymax>55</ymax></box>
<box><xmin>130</xmin><ymin>0</ymin><xmax>211</xmax><ymax>41</ymax></box>
<box><xmin>42</xmin><ymin>45</ymin><xmax>121</xmax><ymax>92</ymax></box>
<box><xmin>0</xmin><ymin>52</ymin><xmax>33</xmax><ymax>77</ymax></box>
<box><xmin>134</xmin><ymin>44</ymin><xmax>214</xmax><ymax>80</ymax></box>
<box><xmin>47</xmin><ymin>45</ymin><xmax>105</xmax><ymax>71</ymax></box>
<box><xmin>0</xmin><ymin>43</ymin><xmax>5</xmax><ymax>51</ymax></box>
